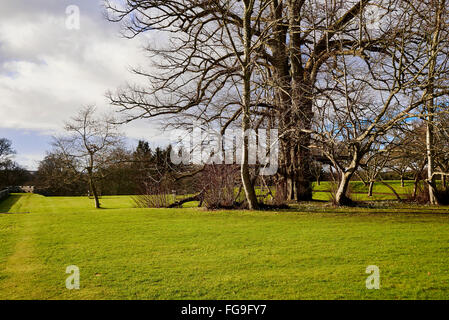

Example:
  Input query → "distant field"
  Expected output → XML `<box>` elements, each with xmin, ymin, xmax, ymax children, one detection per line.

<box><xmin>312</xmin><ymin>180</ymin><xmax>415</xmax><ymax>202</ymax></box>
<box><xmin>1</xmin><ymin>192</ymin><xmax>448</xmax><ymax>300</ymax></box>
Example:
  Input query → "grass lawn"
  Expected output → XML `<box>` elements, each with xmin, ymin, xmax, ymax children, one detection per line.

<box><xmin>312</xmin><ymin>180</ymin><xmax>415</xmax><ymax>201</ymax></box>
<box><xmin>0</xmin><ymin>192</ymin><xmax>448</xmax><ymax>300</ymax></box>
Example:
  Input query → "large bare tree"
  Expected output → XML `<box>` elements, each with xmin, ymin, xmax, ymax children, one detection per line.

<box><xmin>104</xmin><ymin>0</ymin><xmax>449</xmax><ymax>207</ymax></box>
<box><xmin>303</xmin><ymin>0</ymin><xmax>449</xmax><ymax>205</ymax></box>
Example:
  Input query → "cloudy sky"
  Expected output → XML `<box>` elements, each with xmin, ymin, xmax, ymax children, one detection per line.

<box><xmin>0</xmin><ymin>0</ymin><xmax>167</xmax><ymax>170</ymax></box>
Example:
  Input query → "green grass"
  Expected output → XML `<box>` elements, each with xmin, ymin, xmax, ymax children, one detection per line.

<box><xmin>312</xmin><ymin>180</ymin><xmax>415</xmax><ymax>201</ymax></box>
<box><xmin>0</xmin><ymin>193</ymin><xmax>448</xmax><ymax>300</ymax></box>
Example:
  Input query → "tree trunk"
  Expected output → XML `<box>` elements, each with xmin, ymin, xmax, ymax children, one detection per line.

<box><xmin>425</xmin><ymin>2</ymin><xmax>443</xmax><ymax>206</ymax></box>
<box><xmin>400</xmin><ymin>175</ymin><xmax>404</xmax><ymax>188</ymax></box>
<box><xmin>295</xmin><ymin>150</ymin><xmax>313</xmax><ymax>201</ymax></box>
<box><xmin>335</xmin><ymin>171</ymin><xmax>354</xmax><ymax>206</ymax></box>
<box><xmin>240</xmin><ymin>0</ymin><xmax>258</xmax><ymax>210</ymax></box>
<box><xmin>368</xmin><ymin>181</ymin><xmax>374</xmax><ymax>197</ymax></box>
<box><xmin>288</xmin><ymin>0</ymin><xmax>313</xmax><ymax>202</ymax></box>
<box><xmin>270</xmin><ymin>0</ymin><xmax>292</xmax><ymax>204</ymax></box>
<box><xmin>241</xmin><ymin>114</ymin><xmax>258</xmax><ymax>210</ymax></box>
<box><xmin>426</xmin><ymin>112</ymin><xmax>439</xmax><ymax>205</ymax></box>
<box><xmin>87</xmin><ymin>167</ymin><xmax>100</xmax><ymax>209</ymax></box>
<box><xmin>413</xmin><ymin>174</ymin><xmax>419</xmax><ymax>200</ymax></box>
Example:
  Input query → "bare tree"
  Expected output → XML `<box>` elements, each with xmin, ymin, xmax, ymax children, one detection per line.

<box><xmin>398</xmin><ymin>123</ymin><xmax>428</xmax><ymax>199</ymax></box>
<box><xmin>433</xmin><ymin>112</ymin><xmax>449</xmax><ymax>189</ymax></box>
<box><xmin>388</xmin><ymin>151</ymin><xmax>409</xmax><ymax>188</ymax></box>
<box><xmin>358</xmin><ymin>145</ymin><xmax>390</xmax><ymax>197</ymax></box>
<box><xmin>416</xmin><ymin>0</ymin><xmax>449</xmax><ymax>204</ymax></box>
<box><xmin>54</xmin><ymin>106</ymin><xmax>122</xmax><ymax>208</ymax></box>
<box><xmin>0</xmin><ymin>138</ymin><xmax>14</xmax><ymax>166</ymax></box>
<box><xmin>305</xmin><ymin>1</ymin><xmax>449</xmax><ymax>205</ymax></box>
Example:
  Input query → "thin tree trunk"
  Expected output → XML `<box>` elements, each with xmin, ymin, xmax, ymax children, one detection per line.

<box><xmin>87</xmin><ymin>169</ymin><xmax>100</xmax><ymax>209</ymax></box>
<box><xmin>426</xmin><ymin>117</ymin><xmax>439</xmax><ymax>205</ymax></box>
<box><xmin>425</xmin><ymin>0</ymin><xmax>443</xmax><ymax>206</ymax></box>
<box><xmin>400</xmin><ymin>175</ymin><xmax>404</xmax><ymax>188</ymax></box>
<box><xmin>368</xmin><ymin>181</ymin><xmax>374</xmax><ymax>197</ymax></box>
<box><xmin>413</xmin><ymin>174</ymin><xmax>419</xmax><ymax>199</ymax></box>
<box><xmin>240</xmin><ymin>0</ymin><xmax>258</xmax><ymax>210</ymax></box>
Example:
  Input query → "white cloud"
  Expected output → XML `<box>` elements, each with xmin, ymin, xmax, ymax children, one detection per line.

<box><xmin>0</xmin><ymin>0</ymin><xmax>164</xmax><ymax>143</ymax></box>
<box><xmin>14</xmin><ymin>153</ymin><xmax>44</xmax><ymax>172</ymax></box>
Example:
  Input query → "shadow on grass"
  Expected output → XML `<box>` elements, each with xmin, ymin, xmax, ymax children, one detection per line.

<box><xmin>0</xmin><ymin>194</ymin><xmax>25</xmax><ymax>214</ymax></box>
<box><xmin>274</xmin><ymin>200</ymin><xmax>449</xmax><ymax>216</ymax></box>
<box><xmin>276</xmin><ymin>207</ymin><xmax>449</xmax><ymax>216</ymax></box>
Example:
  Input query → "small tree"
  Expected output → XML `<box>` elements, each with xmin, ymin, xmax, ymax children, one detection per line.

<box><xmin>359</xmin><ymin>147</ymin><xmax>390</xmax><ymax>197</ymax></box>
<box><xmin>0</xmin><ymin>138</ymin><xmax>14</xmax><ymax>167</ymax></box>
<box><xmin>310</xmin><ymin>161</ymin><xmax>324</xmax><ymax>186</ymax></box>
<box><xmin>54</xmin><ymin>106</ymin><xmax>122</xmax><ymax>208</ymax></box>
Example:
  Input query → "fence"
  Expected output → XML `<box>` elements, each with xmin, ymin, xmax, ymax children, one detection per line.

<box><xmin>0</xmin><ymin>188</ymin><xmax>10</xmax><ymax>201</ymax></box>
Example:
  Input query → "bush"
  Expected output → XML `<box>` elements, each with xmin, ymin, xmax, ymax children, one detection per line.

<box><xmin>271</xmin><ymin>180</ymin><xmax>288</xmax><ymax>206</ymax></box>
<box><xmin>199</xmin><ymin>165</ymin><xmax>240</xmax><ymax>209</ymax></box>
<box><xmin>405</xmin><ymin>182</ymin><xmax>449</xmax><ymax>205</ymax></box>
<box><xmin>406</xmin><ymin>182</ymin><xmax>429</xmax><ymax>204</ymax></box>
<box><xmin>133</xmin><ymin>178</ymin><xmax>174</xmax><ymax>208</ymax></box>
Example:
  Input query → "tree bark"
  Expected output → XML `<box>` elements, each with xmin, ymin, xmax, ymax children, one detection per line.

<box><xmin>240</xmin><ymin>0</ymin><xmax>258</xmax><ymax>210</ymax></box>
<box><xmin>368</xmin><ymin>181</ymin><xmax>374</xmax><ymax>197</ymax></box>
<box><xmin>413</xmin><ymin>174</ymin><xmax>419</xmax><ymax>200</ymax></box>
<box><xmin>426</xmin><ymin>112</ymin><xmax>439</xmax><ymax>205</ymax></box>
<box><xmin>288</xmin><ymin>0</ymin><xmax>313</xmax><ymax>201</ymax></box>
<box><xmin>168</xmin><ymin>189</ymin><xmax>205</xmax><ymax>208</ymax></box>
<box><xmin>334</xmin><ymin>150</ymin><xmax>362</xmax><ymax>206</ymax></box>
<box><xmin>425</xmin><ymin>0</ymin><xmax>444</xmax><ymax>206</ymax></box>
<box><xmin>335</xmin><ymin>171</ymin><xmax>354</xmax><ymax>206</ymax></box>
<box><xmin>87</xmin><ymin>160</ymin><xmax>100</xmax><ymax>209</ymax></box>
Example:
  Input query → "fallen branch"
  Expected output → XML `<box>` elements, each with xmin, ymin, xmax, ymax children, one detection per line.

<box><xmin>168</xmin><ymin>189</ymin><xmax>205</xmax><ymax>208</ymax></box>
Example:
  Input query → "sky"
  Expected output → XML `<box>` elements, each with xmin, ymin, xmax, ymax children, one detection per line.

<box><xmin>0</xmin><ymin>0</ymin><xmax>167</xmax><ymax>170</ymax></box>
